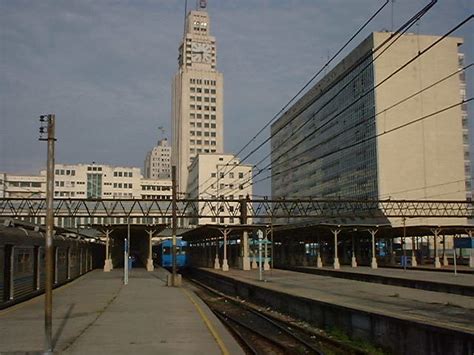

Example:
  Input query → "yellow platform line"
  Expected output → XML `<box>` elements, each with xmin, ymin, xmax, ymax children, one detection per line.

<box><xmin>183</xmin><ymin>288</ymin><xmax>230</xmax><ymax>355</ymax></box>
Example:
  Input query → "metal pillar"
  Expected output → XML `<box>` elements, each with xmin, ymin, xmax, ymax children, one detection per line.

<box><xmin>469</xmin><ymin>230</ymin><xmax>474</xmax><ymax>268</ymax></box>
<box><xmin>263</xmin><ymin>227</ymin><xmax>270</xmax><ymax>271</ymax></box>
<box><xmin>146</xmin><ymin>230</ymin><xmax>154</xmax><ymax>271</ymax></box>
<box><xmin>351</xmin><ymin>234</ymin><xmax>357</xmax><ymax>267</ymax></box>
<box><xmin>411</xmin><ymin>236</ymin><xmax>418</xmax><ymax>267</ymax></box>
<box><xmin>442</xmin><ymin>234</ymin><xmax>448</xmax><ymax>266</ymax></box>
<box><xmin>214</xmin><ymin>237</ymin><xmax>220</xmax><ymax>269</ymax></box>
<box><xmin>171</xmin><ymin>166</ymin><xmax>178</xmax><ymax>285</ymax></box>
<box><xmin>332</xmin><ymin>229</ymin><xmax>340</xmax><ymax>270</ymax></box>
<box><xmin>432</xmin><ymin>228</ymin><xmax>441</xmax><ymax>268</ymax></box>
<box><xmin>316</xmin><ymin>235</ymin><xmax>323</xmax><ymax>268</ymax></box>
<box><xmin>222</xmin><ymin>227</ymin><xmax>229</xmax><ymax>271</ymax></box>
<box><xmin>370</xmin><ymin>229</ymin><xmax>378</xmax><ymax>269</ymax></box>
<box><xmin>242</xmin><ymin>231</ymin><xmax>251</xmax><ymax>270</ymax></box>
<box><xmin>104</xmin><ymin>229</ymin><xmax>113</xmax><ymax>272</ymax></box>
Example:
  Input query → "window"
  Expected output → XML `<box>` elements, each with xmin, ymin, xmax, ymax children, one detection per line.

<box><xmin>239</xmin><ymin>172</ymin><xmax>244</xmax><ymax>178</ymax></box>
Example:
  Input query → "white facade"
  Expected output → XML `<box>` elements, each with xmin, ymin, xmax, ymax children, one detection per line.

<box><xmin>187</xmin><ymin>154</ymin><xmax>253</xmax><ymax>225</ymax></box>
<box><xmin>144</xmin><ymin>138</ymin><xmax>171</xmax><ymax>179</ymax></box>
<box><xmin>2</xmin><ymin>163</ymin><xmax>172</xmax><ymax>201</ymax></box>
<box><xmin>271</xmin><ymin>32</ymin><xmax>471</xmax><ymax>226</ymax></box>
<box><xmin>172</xmin><ymin>8</ymin><xmax>224</xmax><ymax>195</ymax></box>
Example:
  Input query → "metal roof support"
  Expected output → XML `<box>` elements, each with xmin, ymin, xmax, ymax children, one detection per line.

<box><xmin>411</xmin><ymin>235</ymin><xmax>418</xmax><ymax>267</ymax></box>
<box><xmin>317</xmin><ymin>235</ymin><xmax>323</xmax><ymax>268</ymax></box>
<box><xmin>214</xmin><ymin>236</ymin><xmax>220</xmax><ymax>269</ymax></box>
<box><xmin>442</xmin><ymin>234</ymin><xmax>449</xmax><ymax>266</ymax></box>
<box><xmin>220</xmin><ymin>226</ymin><xmax>231</xmax><ymax>271</ymax></box>
<box><xmin>369</xmin><ymin>228</ymin><xmax>378</xmax><ymax>269</ymax></box>
<box><xmin>145</xmin><ymin>228</ymin><xmax>156</xmax><ymax>271</ymax></box>
<box><xmin>351</xmin><ymin>231</ymin><xmax>358</xmax><ymax>268</ymax></box>
<box><xmin>430</xmin><ymin>228</ymin><xmax>442</xmax><ymax>269</ymax></box>
<box><xmin>331</xmin><ymin>228</ymin><xmax>341</xmax><ymax>270</ymax></box>
<box><xmin>103</xmin><ymin>229</ymin><xmax>113</xmax><ymax>272</ymax></box>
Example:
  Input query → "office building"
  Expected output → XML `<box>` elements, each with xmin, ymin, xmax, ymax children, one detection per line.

<box><xmin>144</xmin><ymin>138</ymin><xmax>172</xmax><ymax>179</ymax></box>
<box><xmin>187</xmin><ymin>153</ymin><xmax>253</xmax><ymax>225</ymax></box>
<box><xmin>271</xmin><ymin>32</ymin><xmax>471</xmax><ymax>225</ymax></box>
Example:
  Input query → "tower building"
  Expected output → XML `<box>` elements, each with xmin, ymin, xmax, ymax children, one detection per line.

<box><xmin>172</xmin><ymin>3</ymin><xmax>224</xmax><ymax>195</ymax></box>
<box><xmin>144</xmin><ymin>138</ymin><xmax>171</xmax><ymax>179</ymax></box>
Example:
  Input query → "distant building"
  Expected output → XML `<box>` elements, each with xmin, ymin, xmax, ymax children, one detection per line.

<box><xmin>0</xmin><ymin>173</ymin><xmax>45</xmax><ymax>198</ymax></box>
<box><xmin>271</xmin><ymin>32</ymin><xmax>471</xmax><ymax>226</ymax></box>
<box><xmin>187</xmin><ymin>153</ymin><xmax>253</xmax><ymax>226</ymax></box>
<box><xmin>172</xmin><ymin>7</ymin><xmax>224</xmax><ymax>195</ymax></box>
<box><xmin>144</xmin><ymin>138</ymin><xmax>172</xmax><ymax>179</ymax></box>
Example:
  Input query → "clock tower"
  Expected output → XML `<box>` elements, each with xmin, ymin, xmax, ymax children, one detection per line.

<box><xmin>172</xmin><ymin>3</ymin><xmax>224</xmax><ymax>196</ymax></box>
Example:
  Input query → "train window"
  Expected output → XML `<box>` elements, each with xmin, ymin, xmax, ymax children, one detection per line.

<box><xmin>163</xmin><ymin>247</ymin><xmax>171</xmax><ymax>255</ymax></box>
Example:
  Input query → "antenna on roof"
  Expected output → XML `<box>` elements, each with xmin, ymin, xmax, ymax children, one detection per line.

<box><xmin>198</xmin><ymin>0</ymin><xmax>207</xmax><ymax>9</ymax></box>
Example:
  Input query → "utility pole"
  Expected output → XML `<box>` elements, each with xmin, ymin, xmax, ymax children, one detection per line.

<box><xmin>39</xmin><ymin>114</ymin><xmax>56</xmax><ymax>354</ymax></box>
<box><xmin>171</xmin><ymin>166</ymin><xmax>177</xmax><ymax>286</ymax></box>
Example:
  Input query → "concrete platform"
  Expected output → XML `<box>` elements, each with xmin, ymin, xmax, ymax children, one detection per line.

<box><xmin>192</xmin><ymin>267</ymin><xmax>474</xmax><ymax>354</ymax></box>
<box><xmin>280</xmin><ymin>265</ymin><xmax>474</xmax><ymax>296</ymax></box>
<box><xmin>0</xmin><ymin>268</ymin><xmax>244</xmax><ymax>354</ymax></box>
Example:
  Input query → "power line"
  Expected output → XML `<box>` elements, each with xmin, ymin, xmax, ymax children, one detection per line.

<box><xmin>195</xmin><ymin>0</ymin><xmax>392</xmax><ymax>195</ymax></box>
<box><xmin>249</xmin><ymin>98</ymin><xmax>472</xmax><ymax>188</ymax></box>
<box><xmin>199</xmin><ymin>0</ymin><xmax>438</xmax><ymax>196</ymax></box>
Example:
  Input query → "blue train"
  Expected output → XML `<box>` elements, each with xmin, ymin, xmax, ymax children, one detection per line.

<box><xmin>155</xmin><ymin>239</ymin><xmax>188</xmax><ymax>268</ymax></box>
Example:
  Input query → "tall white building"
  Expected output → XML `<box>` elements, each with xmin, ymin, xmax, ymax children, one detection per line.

<box><xmin>144</xmin><ymin>138</ymin><xmax>171</xmax><ymax>179</ymax></box>
<box><xmin>271</xmin><ymin>32</ymin><xmax>471</xmax><ymax>226</ymax></box>
<box><xmin>187</xmin><ymin>153</ymin><xmax>253</xmax><ymax>225</ymax></box>
<box><xmin>172</xmin><ymin>4</ymin><xmax>224</xmax><ymax>195</ymax></box>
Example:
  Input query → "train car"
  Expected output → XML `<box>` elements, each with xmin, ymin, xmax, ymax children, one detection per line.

<box><xmin>0</xmin><ymin>220</ymin><xmax>102</xmax><ymax>309</ymax></box>
<box><xmin>155</xmin><ymin>239</ymin><xmax>188</xmax><ymax>268</ymax></box>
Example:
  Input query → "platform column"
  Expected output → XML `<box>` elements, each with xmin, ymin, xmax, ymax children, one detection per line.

<box><xmin>242</xmin><ymin>231</ymin><xmax>251</xmax><ymax>270</ymax></box>
<box><xmin>146</xmin><ymin>230</ymin><xmax>154</xmax><ymax>272</ymax></box>
<box><xmin>469</xmin><ymin>230</ymin><xmax>474</xmax><ymax>268</ymax></box>
<box><xmin>369</xmin><ymin>229</ymin><xmax>378</xmax><ymax>269</ymax></box>
<box><xmin>431</xmin><ymin>228</ymin><xmax>441</xmax><ymax>268</ymax></box>
<box><xmin>208</xmin><ymin>238</ymin><xmax>213</xmax><ymax>267</ymax></box>
<box><xmin>411</xmin><ymin>236</ymin><xmax>418</xmax><ymax>267</ymax></box>
<box><xmin>222</xmin><ymin>227</ymin><xmax>229</xmax><ymax>271</ymax></box>
<box><xmin>214</xmin><ymin>237</ymin><xmax>220</xmax><ymax>269</ymax></box>
<box><xmin>263</xmin><ymin>228</ymin><xmax>270</xmax><ymax>271</ymax></box>
<box><xmin>351</xmin><ymin>234</ymin><xmax>357</xmax><ymax>267</ymax></box>
<box><xmin>442</xmin><ymin>234</ymin><xmax>449</xmax><ymax>266</ymax></box>
<box><xmin>316</xmin><ymin>235</ymin><xmax>323</xmax><ymax>268</ymax></box>
<box><xmin>103</xmin><ymin>229</ymin><xmax>113</xmax><ymax>272</ymax></box>
<box><xmin>332</xmin><ymin>229</ymin><xmax>340</xmax><ymax>270</ymax></box>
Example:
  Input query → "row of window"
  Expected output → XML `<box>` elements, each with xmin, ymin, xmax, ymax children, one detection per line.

<box><xmin>190</xmin><ymin>148</ymin><xmax>216</xmax><ymax>154</ymax></box>
<box><xmin>211</xmin><ymin>172</ymin><xmax>245</xmax><ymax>179</ymax></box>
<box><xmin>56</xmin><ymin>169</ymin><xmax>76</xmax><ymax>176</ymax></box>
<box><xmin>142</xmin><ymin>185</ymin><xmax>171</xmax><ymax>191</ymax></box>
<box><xmin>190</xmin><ymin>79</ymin><xmax>216</xmax><ymax>86</ymax></box>
<box><xmin>86</xmin><ymin>167</ymin><xmax>101</xmax><ymax>172</ymax></box>
<box><xmin>190</xmin><ymin>131</ymin><xmax>216</xmax><ymax>137</ymax></box>
<box><xmin>5</xmin><ymin>181</ymin><xmax>42</xmax><ymax>188</ymax></box>
<box><xmin>190</xmin><ymin>140</ymin><xmax>216</xmax><ymax>146</ymax></box>
<box><xmin>190</xmin><ymin>113</ymin><xmax>216</xmax><ymax>120</ymax></box>
<box><xmin>190</xmin><ymin>87</ymin><xmax>216</xmax><ymax>94</ymax></box>
<box><xmin>190</xmin><ymin>96</ymin><xmax>216</xmax><ymax>103</ymax></box>
<box><xmin>190</xmin><ymin>104</ymin><xmax>216</xmax><ymax>111</ymax></box>
<box><xmin>113</xmin><ymin>171</ymin><xmax>133</xmax><ymax>178</ymax></box>
<box><xmin>113</xmin><ymin>183</ymin><xmax>132</xmax><ymax>189</ymax></box>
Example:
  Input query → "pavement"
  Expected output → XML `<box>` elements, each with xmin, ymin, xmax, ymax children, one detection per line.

<box><xmin>205</xmin><ymin>267</ymin><xmax>474</xmax><ymax>334</ymax></box>
<box><xmin>0</xmin><ymin>268</ymin><xmax>244</xmax><ymax>354</ymax></box>
<box><xmin>293</xmin><ymin>264</ymin><xmax>474</xmax><ymax>286</ymax></box>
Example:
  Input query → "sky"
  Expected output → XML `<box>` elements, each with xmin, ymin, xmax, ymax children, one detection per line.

<box><xmin>0</xmin><ymin>0</ymin><xmax>473</xmax><ymax>197</ymax></box>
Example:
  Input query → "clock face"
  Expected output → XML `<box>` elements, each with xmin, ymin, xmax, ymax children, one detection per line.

<box><xmin>191</xmin><ymin>42</ymin><xmax>212</xmax><ymax>63</ymax></box>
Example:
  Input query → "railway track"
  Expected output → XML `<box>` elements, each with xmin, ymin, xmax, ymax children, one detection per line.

<box><xmin>187</xmin><ymin>277</ymin><xmax>367</xmax><ymax>355</ymax></box>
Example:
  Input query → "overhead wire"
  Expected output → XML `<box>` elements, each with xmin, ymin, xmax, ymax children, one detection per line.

<box><xmin>225</xmin><ymin>15</ymin><xmax>473</xmax><ymax>194</ymax></box>
<box><xmin>199</xmin><ymin>0</ymin><xmax>439</xmax><ymax>197</ymax></box>
<box><xmin>195</xmin><ymin>0</ymin><xmax>392</xmax><ymax>195</ymax></box>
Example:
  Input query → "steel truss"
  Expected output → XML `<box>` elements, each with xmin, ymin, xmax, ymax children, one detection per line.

<box><xmin>0</xmin><ymin>198</ymin><xmax>472</xmax><ymax>219</ymax></box>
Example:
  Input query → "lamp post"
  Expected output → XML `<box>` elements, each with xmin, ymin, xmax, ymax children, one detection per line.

<box><xmin>39</xmin><ymin>114</ymin><xmax>56</xmax><ymax>354</ymax></box>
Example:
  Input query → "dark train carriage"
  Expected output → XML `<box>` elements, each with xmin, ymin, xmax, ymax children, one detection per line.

<box><xmin>0</xmin><ymin>222</ymin><xmax>103</xmax><ymax>309</ymax></box>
